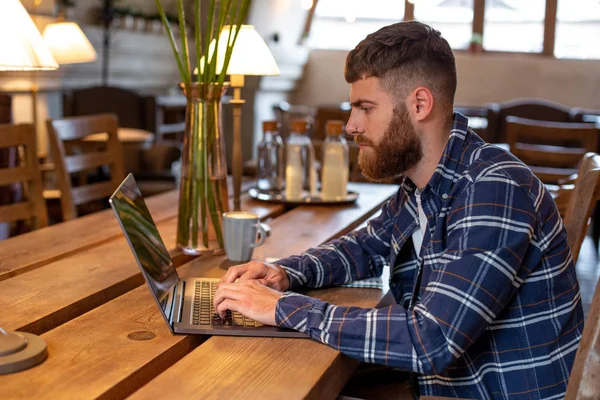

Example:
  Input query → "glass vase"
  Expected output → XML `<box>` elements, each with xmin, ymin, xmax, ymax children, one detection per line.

<box><xmin>177</xmin><ymin>82</ymin><xmax>229</xmax><ymax>255</ymax></box>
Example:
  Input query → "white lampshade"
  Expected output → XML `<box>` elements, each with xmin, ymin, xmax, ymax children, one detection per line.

<box><xmin>0</xmin><ymin>0</ymin><xmax>58</xmax><ymax>71</ymax></box>
<box><xmin>196</xmin><ymin>25</ymin><xmax>280</xmax><ymax>76</ymax></box>
<box><xmin>43</xmin><ymin>22</ymin><xmax>97</xmax><ymax>65</ymax></box>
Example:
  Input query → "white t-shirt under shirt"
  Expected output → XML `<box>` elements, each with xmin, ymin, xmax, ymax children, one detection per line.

<box><xmin>411</xmin><ymin>188</ymin><xmax>428</xmax><ymax>255</ymax></box>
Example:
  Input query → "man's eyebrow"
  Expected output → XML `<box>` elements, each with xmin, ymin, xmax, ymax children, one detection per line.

<box><xmin>350</xmin><ymin>99</ymin><xmax>377</xmax><ymax>108</ymax></box>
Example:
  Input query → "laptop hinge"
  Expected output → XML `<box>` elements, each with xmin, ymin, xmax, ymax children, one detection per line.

<box><xmin>171</xmin><ymin>280</ymin><xmax>186</xmax><ymax>325</ymax></box>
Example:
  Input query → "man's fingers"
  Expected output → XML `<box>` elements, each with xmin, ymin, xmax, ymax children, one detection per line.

<box><xmin>255</xmin><ymin>279</ymin><xmax>269</xmax><ymax>287</ymax></box>
<box><xmin>216</xmin><ymin>299</ymin><xmax>237</xmax><ymax>318</ymax></box>
<box><xmin>238</xmin><ymin>268</ymin><xmax>267</xmax><ymax>282</ymax></box>
<box><xmin>213</xmin><ymin>285</ymin><xmax>243</xmax><ymax>312</ymax></box>
<box><xmin>220</xmin><ymin>265</ymin><xmax>249</xmax><ymax>284</ymax></box>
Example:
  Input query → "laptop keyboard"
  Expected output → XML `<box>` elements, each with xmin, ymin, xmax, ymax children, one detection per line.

<box><xmin>193</xmin><ymin>281</ymin><xmax>259</xmax><ymax>327</ymax></box>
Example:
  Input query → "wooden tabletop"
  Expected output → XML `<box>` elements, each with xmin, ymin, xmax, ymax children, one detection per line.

<box><xmin>0</xmin><ymin>182</ymin><xmax>398</xmax><ymax>399</ymax></box>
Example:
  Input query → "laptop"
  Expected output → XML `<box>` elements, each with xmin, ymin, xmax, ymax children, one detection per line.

<box><xmin>109</xmin><ymin>174</ymin><xmax>306</xmax><ymax>338</ymax></box>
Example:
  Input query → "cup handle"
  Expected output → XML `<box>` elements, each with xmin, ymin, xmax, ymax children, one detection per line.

<box><xmin>250</xmin><ymin>222</ymin><xmax>268</xmax><ymax>248</ymax></box>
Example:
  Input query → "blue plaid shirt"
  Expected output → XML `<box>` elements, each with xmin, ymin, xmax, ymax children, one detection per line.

<box><xmin>274</xmin><ymin>113</ymin><xmax>584</xmax><ymax>399</ymax></box>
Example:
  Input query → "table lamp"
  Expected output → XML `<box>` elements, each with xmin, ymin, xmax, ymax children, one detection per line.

<box><xmin>43</xmin><ymin>21</ymin><xmax>97</xmax><ymax>65</ymax></box>
<box><xmin>197</xmin><ymin>25</ymin><xmax>280</xmax><ymax>210</ymax></box>
<box><xmin>225</xmin><ymin>26</ymin><xmax>279</xmax><ymax>210</ymax></box>
<box><xmin>0</xmin><ymin>0</ymin><xmax>56</xmax><ymax>375</ymax></box>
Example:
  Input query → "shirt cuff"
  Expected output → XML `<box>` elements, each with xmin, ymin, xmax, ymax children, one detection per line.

<box><xmin>275</xmin><ymin>258</ymin><xmax>312</xmax><ymax>290</ymax></box>
<box><xmin>275</xmin><ymin>292</ymin><xmax>320</xmax><ymax>333</ymax></box>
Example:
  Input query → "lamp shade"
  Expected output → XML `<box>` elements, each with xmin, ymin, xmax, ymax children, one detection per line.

<box><xmin>0</xmin><ymin>0</ymin><xmax>58</xmax><ymax>71</ymax></box>
<box><xmin>196</xmin><ymin>25</ymin><xmax>280</xmax><ymax>76</ymax></box>
<box><xmin>43</xmin><ymin>22</ymin><xmax>97</xmax><ymax>65</ymax></box>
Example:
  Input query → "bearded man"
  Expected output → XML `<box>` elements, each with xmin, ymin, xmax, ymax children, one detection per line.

<box><xmin>213</xmin><ymin>21</ymin><xmax>583</xmax><ymax>399</ymax></box>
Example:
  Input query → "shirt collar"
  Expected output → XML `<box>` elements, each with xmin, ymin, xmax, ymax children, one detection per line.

<box><xmin>402</xmin><ymin>112</ymin><xmax>470</xmax><ymax>200</ymax></box>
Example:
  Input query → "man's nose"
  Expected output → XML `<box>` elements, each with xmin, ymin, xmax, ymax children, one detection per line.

<box><xmin>346</xmin><ymin>112</ymin><xmax>361</xmax><ymax>136</ymax></box>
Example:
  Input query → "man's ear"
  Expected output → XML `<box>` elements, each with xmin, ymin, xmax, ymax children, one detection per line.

<box><xmin>408</xmin><ymin>86</ymin><xmax>434</xmax><ymax>122</ymax></box>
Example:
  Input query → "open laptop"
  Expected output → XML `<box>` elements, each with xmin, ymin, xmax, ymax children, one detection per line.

<box><xmin>109</xmin><ymin>174</ymin><xmax>306</xmax><ymax>338</ymax></box>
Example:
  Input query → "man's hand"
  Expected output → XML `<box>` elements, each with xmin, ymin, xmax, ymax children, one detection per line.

<box><xmin>219</xmin><ymin>261</ymin><xmax>290</xmax><ymax>291</ymax></box>
<box><xmin>213</xmin><ymin>280</ymin><xmax>283</xmax><ymax>326</ymax></box>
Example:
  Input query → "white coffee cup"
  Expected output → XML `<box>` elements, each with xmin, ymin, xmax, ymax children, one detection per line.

<box><xmin>222</xmin><ymin>211</ymin><xmax>267</xmax><ymax>262</ymax></box>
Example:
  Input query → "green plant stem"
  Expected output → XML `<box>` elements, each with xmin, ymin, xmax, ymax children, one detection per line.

<box><xmin>202</xmin><ymin>0</ymin><xmax>216</xmax><ymax>83</ymax></box>
<box><xmin>219</xmin><ymin>0</ymin><xmax>251</xmax><ymax>85</ymax></box>
<box><xmin>158</xmin><ymin>0</ymin><xmax>253</xmax><ymax>252</ymax></box>
<box><xmin>155</xmin><ymin>0</ymin><xmax>187</xmax><ymax>82</ymax></box>
<box><xmin>190</xmin><ymin>100</ymin><xmax>200</xmax><ymax>248</ymax></box>
<box><xmin>195</xmin><ymin>0</ymin><xmax>202</xmax><ymax>83</ymax></box>
<box><xmin>200</xmin><ymin>93</ymin><xmax>210</xmax><ymax>246</ymax></box>
<box><xmin>177</xmin><ymin>0</ymin><xmax>191</xmax><ymax>81</ymax></box>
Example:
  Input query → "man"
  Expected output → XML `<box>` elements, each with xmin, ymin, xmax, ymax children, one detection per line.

<box><xmin>214</xmin><ymin>21</ymin><xmax>583</xmax><ymax>399</ymax></box>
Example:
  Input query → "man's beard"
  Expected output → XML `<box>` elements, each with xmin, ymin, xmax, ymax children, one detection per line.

<box><xmin>356</xmin><ymin>106</ymin><xmax>423</xmax><ymax>182</ymax></box>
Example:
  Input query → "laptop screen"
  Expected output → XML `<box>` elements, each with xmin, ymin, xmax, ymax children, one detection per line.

<box><xmin>109</xmin><ymin>174</ymin><xmax>178</xmax><ymax>324</ymax></box>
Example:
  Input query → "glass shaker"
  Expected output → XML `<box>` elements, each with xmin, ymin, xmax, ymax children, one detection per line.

<box><xmin>256</xmin><ymin>120</ymin><xmax>285</xmax><ymax>194</ymax></box>
<box><xmin>321</xmin><ymin>120</ymin><xmax>349</xmax><ymax>201</ymax></box>
<box><xmin>285</xmin><ymin>119</ymin><xmax>317</xmax><ymax>201</ymax></box>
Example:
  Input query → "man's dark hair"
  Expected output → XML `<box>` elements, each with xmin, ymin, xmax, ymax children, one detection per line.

<box><xmin>345</xmin><ymin>21</ymin><xmax>457</xmax><ymax>113</ymax></box>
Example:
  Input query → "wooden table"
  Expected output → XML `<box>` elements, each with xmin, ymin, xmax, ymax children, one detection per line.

<box><xmin>0</xmin><ymin>182</ymin><xmax>398</xmax><ymax>399</ymax></box>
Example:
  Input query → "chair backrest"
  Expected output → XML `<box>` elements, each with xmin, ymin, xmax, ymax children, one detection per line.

<box><xmin>565</xmin><ymin>269</ymin><xmax>600</xmax><ymax>399</ymax></box>
<box><xmin>63</xmin><ymin>86</ymin><xmax>156</xmax><ymax>132</ymax></box>
<box><xmin>562</xmin><ymin>153</ymin><xmax>600</xmax><ymax>264</ymax></box>
<box><xmin>313</xmin><ymin>105</ymin><xmax>351</xmax><ymax>141</ymax></box>
<box><xmin>0</xmin><ymin>123</ymin><xmax>48</xmax><ymax>230</ymax></box>
<box><xmin>570</xmin><ymin>107</ymin><xmax>600</xmax><ymax>124</ymax></box>
<box><xmin>0</xmin><ymin>93</ymin><xmax>11</xmax><ymax>124</ymax></box>
<box><xmin>47</xmin><ymin>114</ymin><xmax>125</xmax><ymax>221</ymax></box>
<box><xmin>489</xmin><ymin>98</ymin><xmax>573</xmax><ymax>143</ymax></box>
<box><xmin>506</xmin><ymin>116</ymin><xmax>599</xmax><ymax>184</ymax></box>
<box><xmin>454</xmin><ymin>104</ymin><xmax>497</xmax><ymax>143</ymax></box>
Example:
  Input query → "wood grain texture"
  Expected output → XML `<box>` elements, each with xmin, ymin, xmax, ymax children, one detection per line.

<box><xmin>562</xmin><ymin>153</ymin><xmax>600</xmax><ymax>264</ymax></box>
<box><xmin>0</xmin><ymin>183</ymin><xmax>397</xmax><ymax>400</ymax></box>
<box><xmin>565</xmin><ymin>274</ymin><xmax>600</xmax><ymax>400</ymax></box>
<box><xmin>0</xmin><ymin>197</ymin><xmax>282</xmax><ymax>335</ymax></box>
<box><xmin>47</xmin><ymin>113</ymin><xmax>125</xmax><ymax>221</ymax></box>
<box><xmin>129</xmin><ymin>183</ymin><xmax>398</xmax><ymax>400</ymax></box>
<box><xmin>0</xmin><ymin>123</ymin><xmax>48</xmax><ymax>230</ymax></box>
<box><xmin>505</xmin><ymin>116</ymin><xmax>598</xmax><ymax>184</ymax></box>
<box><xmin>0</xmin><ymin>189</ymin><xmax>178</xmax><ymax>282</ymax></box>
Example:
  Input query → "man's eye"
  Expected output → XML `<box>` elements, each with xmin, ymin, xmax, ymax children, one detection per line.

<box><xmin>361</xmin><ymin>107</ymin><xmax>371</xmax><ymax>113</ymax></box>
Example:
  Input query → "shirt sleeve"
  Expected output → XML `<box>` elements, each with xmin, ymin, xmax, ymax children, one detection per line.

<box><xmin>275</xmin><ymin>190</ymin><xmax>402</xmax><ymax>290</ymax></box>
<box><xmin>275</xmin><ymin>176</ymin><xmax>546</xmax><ymax>374</ymax></box>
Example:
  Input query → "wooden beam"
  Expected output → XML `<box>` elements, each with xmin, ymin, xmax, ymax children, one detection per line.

<box><xmin>299</xmin><ymin>0</ymin><xmax>319</xmax><ymax>45</ymax></box>
<box><xmin>543</xmin><ymin>0</ymin><xmax>558</xmax><ymax>56</ymax></box>
<box><xmin>404</xmin><ymin>0</ymin><xmax>415</xmax><ymax>21</ymax></box>
<box><xmin>473</xmin><ymin>0</ymin><xmax>485</xmax><ymax>37</ymax></box>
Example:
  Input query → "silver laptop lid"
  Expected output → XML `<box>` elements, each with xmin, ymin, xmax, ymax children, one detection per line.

<box><xmin>109</xmin><ymin>174</ymin><xmax>178</xmax><ymax>327</ymax></box>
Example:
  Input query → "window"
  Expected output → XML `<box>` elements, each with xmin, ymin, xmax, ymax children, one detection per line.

<box><xmin>306</xmin><ymin>0</ymin><xmax>600</xmax><ymax>58</ymax></box>
<box><xmin>414</xmin><ymin>0</ymin><xmax>474</xmax><ymax>50</ymax></box>
<box><xmin>483</xmin><ymin>0</ymin><xmax>546</xmax><ymax>53</ymax></box>
<box><xmin>555</xmin><ymin>0</ymin><xmax>600</xmax><ymax>59</ymax></box>
<box><xmin>307</xmin><ymin>0</ymin><xmax>405</xmax><ymax>50</ymax></box>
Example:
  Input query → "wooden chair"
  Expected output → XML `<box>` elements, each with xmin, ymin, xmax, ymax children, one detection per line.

<box><xmin>564</xmin><ymin>270</ymin><xmax>600</xmax><ymax>399</ymax></box>
<box><xmin>0</xmin><ymin>123</ymin><xmax>48</xmax><ymax>231</ymax></box>
<box><xmin>454</xmin><ymin>104</ymin><xmax>497</xmax><ymax>143</ymax></box>
<box><xmin>63</xmin><ymin>86</ymin><xmax>156</xmax><ymax>132</ymax></box>
<box><xmin>0</xmin><ymin>94</ymin><xmax>13</xmax><ymax>239</ymax></box>
<box><xmin>47</xmin><ymin>114</ymin><xmax>125</xmax><ymax>221</ymax></box>
<box><xmin>505</xmin><ymin>116</ymin><xmax>599</xmax><ymax>185</ymax></box>
<box><xmin>273</xmin><ymin>102</ymin><xmax>317</xmax><ymax>140</ymax></box>
<box><xmin>558</xmin><ymin>153</ymin><xmax>600</xmax><ymax>264</ymax></box>
<box><xmin>488</xmin><ymin>98</ymin><xmax>574</xmax><ymax>144</ymax></box>
<box><xmin>570</xmin><ymin>107</ymin><xmax>600</xmax><ymax>125</ymax></box>
<box><xmin>314</xmin><ymin>105</ymin><xmax>351</xmax><ymax>141</ymax></box>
